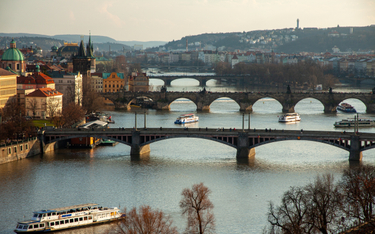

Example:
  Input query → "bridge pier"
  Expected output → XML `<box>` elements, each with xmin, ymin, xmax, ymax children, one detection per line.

<box><xmin>130</xmin><ymin>130</ymin><xmax>151</xmax><ymax>159</ymax></box>
<box><xmin>324</xmin><ymin>104</ymin><xmax>337</xmax><ymax>113</ymax></box>
<box><xmin>236</xmin><ymin>132</ymin><xmax>256</xmax><ymax>159</ymax></box>
<box><xmin>239</xmin><ymin>103</ymin><xmax>253</xmax><ymax>112</ymax></box>
<box><xmin>349</xmin><ymin>135</ymin><xmax>363</xmax><ymax>161</ymax></box>
<box><xmin>282</xmin><ymin>105</ymin><xmax>295</xmax><ymax>113</ymax></box>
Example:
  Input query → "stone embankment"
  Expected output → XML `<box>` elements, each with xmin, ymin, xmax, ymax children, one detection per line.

<box><xmin>0</xmin><ymin>138</ymin><xmax>41</xmax><ymax>165</ymax></box>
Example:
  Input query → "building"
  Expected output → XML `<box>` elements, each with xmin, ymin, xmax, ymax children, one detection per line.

<box><xmin>0</xmin><ymin>39</ymin><xmax>26</xmax><ymax>74</ymax></box>
<box><xmin>73</xmin><ymin>35</ymin><xmax>96</xmax><ymax>90</ymax></box>
<box><xmin>0</xmin><ymin>68</ymin><xmax>17</xmax><ymax>108</ymax></box>
<box><xmin>102</xmin><ymin>72</ymin><xmax>125</xmax><ymax>93</ymax></box>
<box><xmin>49</xmin><ymin>71</ymin><xmax>83</xmax><ymax>105</ymax></box>
<box><xmin>56</xmin><ymin>42</ymin><xmax>79</xmax><ymax>58</ymax></box>
<box><xmin>25</xmin><ymin>88</ymin><xmax>63</xmax><ymax>119</ymax></box>
<box><xmin>17</xmin><ymin>65</ymin><xmax>55</xmax><ymax>90</ymax></box>
<box><xmin>128</xmin><ymin>72</ymin><xmax>149</xmax><ymax>92</ymax></box>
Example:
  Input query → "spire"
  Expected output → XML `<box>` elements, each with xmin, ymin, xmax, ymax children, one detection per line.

<box><xmin>86</xmin><ymin>31</ymin><xmax>94</xmax><ymax>58</ymax></box>
<box><xmin>78</xmin><ymin>40</ymin><xmax>86</xmax><ymax>57</ymax></box>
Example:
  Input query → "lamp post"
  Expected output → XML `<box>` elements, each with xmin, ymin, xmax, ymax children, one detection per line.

<box><xmin>144</xmin><ymin>111</ymin><xmax>147</xmax><ymax>129</ymax></box>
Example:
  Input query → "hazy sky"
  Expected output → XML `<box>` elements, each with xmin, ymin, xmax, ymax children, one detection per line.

<box><xmin>1</xmin><ymin>0</ymin><xmax>374</xmax><ymax>42</ymax></box>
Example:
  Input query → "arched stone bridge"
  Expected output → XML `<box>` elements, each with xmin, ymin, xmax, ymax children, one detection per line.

<box><xmin>102</xmin><ymin>91</ymin><xmax>375</xmax><ymax>113</ymax></box>
<box><xmin>40</xmin><ymin>128</ymin><xmax>375</xmax><ymax>161</ymax></box>
<box><xmin>148</xmin><ymin>74</ymin><xmax>248</xmax><ymax>86</ymax></box>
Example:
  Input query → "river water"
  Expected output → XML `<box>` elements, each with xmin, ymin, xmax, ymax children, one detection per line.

<box><xmin>1</xmin><ymin>75</ymin><xmax>375</xmax><ymax>234</ymax></box>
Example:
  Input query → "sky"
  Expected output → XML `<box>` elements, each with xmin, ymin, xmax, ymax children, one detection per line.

<box><xmin>1</xmin><ymin>0</ymin><xmax>374</xmax><ymax>42</ymax></box>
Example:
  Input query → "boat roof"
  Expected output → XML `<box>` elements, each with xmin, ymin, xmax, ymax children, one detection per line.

<box><xmin>34</xmin><ymin>203</ymin><xmax>98</xmax><ymax>214</ymax></box>
<box><xmin>180</xmin><ymin>113</ymin><xmax>195</xmax><ymax>116</ymax></box>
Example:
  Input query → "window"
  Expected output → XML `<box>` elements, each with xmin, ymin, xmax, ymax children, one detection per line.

<box><xmin>79</xmin><ymin>217</ymin><xmax>83</xmax><ymax>221</ymax></box>
<box><xmin>29</xmin><ymin>225</ymin><xmax>33</xmax><ymax>229</ymax></box>
<box><xmin>14</xmin><ymin>146</ymin><xmax>17</xmax><ymax>153</ymax></box>
<box><xmin>8</xmin><ymin>148</ymin><xmax>11</xmax><ymax>154</ymax></box>
<box><xmin>40</xmin><ymin>224</ymin><xmax>44</xmax><ymax>228</ymax></box>
<box><xmin>84</xmin><ymin>216</ymin><xmax>88</xmax><ymax>220</ymax></box>
<box><xmin>70</xmin><ymin>219</ymin><xmax>73</xmax><ymax>223</ymax></box>
<box><xmin>88</xmin><ymin>216</ymin><xmax>92</xmax><ymax>220</ymax></box>
<box><xmin>74</xmin><ymin>218</ymin><xmax>78</xmax><ymax>222</ymax></box>
<box><xmin>17</xmin><ymin>64</ymin><xmax>20</xmax><ymax>70</ymax></box>
<box><xmin>60</xmin><ymin>221</ymin><xmax>64</xmax><ymax>225</ymax></box>
<box><xmin>50</xmin><ymin>222</ymin><xmax>54</xmax><ymax>226</ymax></box>
<box><xmin>65</xmin><ymin>220</ymin><xmax>69</xmax><ymax>224</ymax></box>
<box><xmin>55</xmin><ymin>221</ymin><xmax>59</xmax><ymax>225</ymax></box>
<box><xmin>33</xmin><ymin>224</ymin><xmax>38</xmax><ymax>228</ymax></box>
<box><xmin>20</xmin><ymin>145</ymin><xmax>23</xmax><ymax>151</ymax></box>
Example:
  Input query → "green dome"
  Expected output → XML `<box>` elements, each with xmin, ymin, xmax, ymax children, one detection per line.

<box><xmin>1</xmin><ymin>48</ymin><xmax>24</xmax><ymax>61</ymax></box>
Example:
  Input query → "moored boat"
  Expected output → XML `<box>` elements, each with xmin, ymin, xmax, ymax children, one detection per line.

<box><xmin>14</xmin><ymin>203</ymin><xmax>123</xmax><ymax>233</ymax></box>
<box><xmin>174</xmin><ymin>114</ymin><xmax>199</xmax><ymax>124</ymax></box>
<box><xmin>278</xmin><ymin>113</ymin><xmax>301</xmax><ymax>123</ymax></box>
<box><xmin>334</xmin><ymin>118</ymin><xmax>375</xmax><ymax>127</ymax></box>
<box><xmin>337</xmin><ymin>103</ymin><xmax>356</xmax><ymax>113</ymax></box>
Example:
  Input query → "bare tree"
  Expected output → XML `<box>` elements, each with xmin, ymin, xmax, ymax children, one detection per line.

<box><xmin>82</xmin><ymin>84</ymin><xmax>104</xmax><ymax>114</ymax></box>
<box><xmin>116</xmin><ymin>205</ymin><xmax>178</xmax><ymax>234</ymax></box>
<box><xmin>180</xmin><ymin>183</ymin><xmax>215</xmax><ymax>234</ymax></box>
<box><xmin>52</xmin><ymin>102</ymin><xmax>86</xmax><ymax>128</ymax></box>
<box><xmin>305</xmin><ymin>174</ymin><xmax>343</xmax><ymax>234</ymax></box>
<box><xmin>27</xmin><ymin>98</ymin><xmax>38</xmax><ymax>118</ymax></box>
<box><xmin>45</xmin><ymin>97</ymin><xmax>62</xmax><ymax>119</ymax></box>
<box><xmin>341</xmin><ymin>165</ymin><xmax>375</xmax><ymax>223</ymax></box>
<box><xmin>267</xmin><ymin>187</ymin><xmax>312</xmax><ymax>234</ymax></box>
<box><xmin>267</xmin><ymin>174</ymin><xmax>343</xmax><ymax>234</ymax></box>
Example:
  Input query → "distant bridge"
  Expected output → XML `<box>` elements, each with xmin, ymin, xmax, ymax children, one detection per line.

<box><xmin>40</xmin><ymin>128</ymin><xmax>374</xmax><ymax>161</ymax></box>
<box><xmin>102</xmin><ymin>91</ymin><xmax>375</xmax><ymax>113</ymax></box>
<box><xmin>148</xmin><ymin>74</ymin><xmax>249</xmax><ymax>86</ymax></box>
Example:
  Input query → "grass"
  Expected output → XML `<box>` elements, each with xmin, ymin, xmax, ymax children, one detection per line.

<box><xmin>32</xmin><ymin>119</ymin><xmax>55</xmax><ymax>128</ymax></box>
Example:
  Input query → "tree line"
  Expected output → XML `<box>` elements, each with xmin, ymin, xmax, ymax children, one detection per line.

<box><xmin>266</xmin><ymin>165</ymin><xmax>375</xmax><ymax>234</ymax></box>
<box><xmin>214</xmin><ymin>61</ymin><xmax>339</xmax><ymax>90</ymax></box>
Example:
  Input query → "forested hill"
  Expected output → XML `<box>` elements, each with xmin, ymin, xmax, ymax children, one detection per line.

<box><xmin>159</xmin><ymin>25</ymin><xmax>375</xmax><ymax>53</ymax></box>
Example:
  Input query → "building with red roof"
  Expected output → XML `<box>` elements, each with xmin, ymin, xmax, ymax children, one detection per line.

<box><xmin>25</xmin><ymin>88</ymin><xmax>63</xmax><ymax>119</ymax></box>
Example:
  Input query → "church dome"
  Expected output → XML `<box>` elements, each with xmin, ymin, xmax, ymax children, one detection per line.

<box><xmin>1</xmin><ymin>39</ymin><xmax>24</xmax><ymax>61</ymax></box>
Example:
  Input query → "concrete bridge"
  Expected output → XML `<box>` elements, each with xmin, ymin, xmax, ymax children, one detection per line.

<box><xmin>39</xmin><ymin>128</ymin><xmax>375</xmax><ymax>161</ymax></box>
<box><xmin>102</xmin><ymin>91</ymin><xmax>375</xmax><ymax>113</ymax></box>
<box><xmin>148</xmin><ymin>74</ymin><xmax>248</xmax><ymax>86</ymax></box>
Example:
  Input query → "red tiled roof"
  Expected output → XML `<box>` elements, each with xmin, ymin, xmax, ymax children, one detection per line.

<box><xmin>17</xmin><ymin>76</ymin><xmax>36</xmax><ymax>84</ymax></box>
<box><xmin>26</xmin><ymin>88</ymin><xmax>62</xmax><ymax>97</ymax></box>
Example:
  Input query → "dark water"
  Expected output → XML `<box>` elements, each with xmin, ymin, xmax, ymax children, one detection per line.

<box><xmin>1</xmin><ymin>78</ymin><xmax>375</xmax><ymax>234</ymax></box>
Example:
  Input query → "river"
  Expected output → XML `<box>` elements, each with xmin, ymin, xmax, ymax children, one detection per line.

<box><xmin>1</xmin><ymin>74</ymin><xmax>375</xmax><ymax>234</ymax></box>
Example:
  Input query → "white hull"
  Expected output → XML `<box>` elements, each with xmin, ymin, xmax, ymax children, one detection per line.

<box><xmin>14</xmin><ymin>204</ymin><xmax>122</xmax><ymax>233</ymax></box>
<box><xmin>278</xmin><ymin>113</ymin><xmax>301</xmax><ymax>123</ymax></box>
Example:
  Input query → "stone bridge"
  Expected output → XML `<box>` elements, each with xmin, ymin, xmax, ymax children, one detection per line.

<box><xmin>102</xmin><ymin>91</ymin><xmax>375</xmax><ymax>113</ymax></box>
<box><xmin>40</xmin><ymin>128</ymin><xmax>375</xmax><ymax>161</ymax></box>
<box><xmin>148</xmin><ymin>74</ymin><xmax>248</xmax><ymax>86</ymax></box>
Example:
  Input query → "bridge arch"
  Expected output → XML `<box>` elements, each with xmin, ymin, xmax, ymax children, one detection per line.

<box><xmin>44</xmin><ymin>135</ymin><xmax>133</xmax><ymax>147</ymax></box>
<box><xmin>208</xmin><ymin>97</ymin><xmax>241</xmax><ymax>112</ymax></box>
<box><xmin>139</xmin><ymin>135</ymin><xmax>237</xmax><ymax>149</ymax></box>
<box><xmin>295</xmin><ymin>97</ymin><xmax>325</xmax><ymax>113</ymax></box>
<box><xmin>170</xmin><ymin>78</ymin><xmax>201</xmax><ymax>86</ymax></box>
<box><xmin>169</xmin><ymin>97</ymin><xmax>198</xmax><ymax>111</ymax></box>
<box><xmin>337</xmin><ymin>98</ymin><xmax>367</xmax><ymax>113</ymax></box>
<box><xmin>252</xmin><ymin>97</ymin><xmax>283</xmax><ymax>113</ymax></box>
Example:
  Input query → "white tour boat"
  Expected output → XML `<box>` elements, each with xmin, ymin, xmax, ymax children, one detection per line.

<box><xmin>14</xmin><ymin>203</ymin><xmax>123</xmax><ymax>233</ymax></box>
<box><xmin>337</xmin><ymin>103</ymin><xmax>357</xmax><ymax>113</ymax></box>
<box><xmin>278</xmin><ymin>113</ymin><xmax>301</xmax><ymax>123</ymax></box>
<box><xmin>334</xmin><ymin>118</ymin><xmax>375</xmax><ymax>128</ymax></box>
<box><xmin>174</xmin><ymin>114</ymin><xmax>199</xmax><ymax>124</ymax></box>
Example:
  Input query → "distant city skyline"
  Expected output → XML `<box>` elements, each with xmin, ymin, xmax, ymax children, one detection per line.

<box><xmin>1</xmin><ymin>0</ymin><xmax>374</xmax><ymax>42</ymax></box>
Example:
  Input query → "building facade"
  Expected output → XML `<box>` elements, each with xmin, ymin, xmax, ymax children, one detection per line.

<box><xmin>102</xmin><ymin>72</ymin><xmax>125</xmax><ymax>93</ymax></box>
<box><xmin>0</xmin><ymin>68</ymin><xmax>17</xmax><ymax>108</ymax></box>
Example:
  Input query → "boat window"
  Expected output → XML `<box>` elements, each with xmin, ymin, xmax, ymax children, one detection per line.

<box><xmin>88</xmin><ymin>216</ymin><xmax>92</xmax><ymax>220</ymax></box>
<box><xmin>33</xmin><ymin>214</ymin><xmax>38</xmax><ymax>217</ymax></box>
<box><xmin>79</xmin><ymin>217</ymin><xmax>83</xmax><ymax>221</ymax></box>
<box><xmin>70</xmin><ymin>219</ymin><xmax>74</xmax><ymax>223</ymax></box>
<box><xmin>47</xmin><ymin>213</ymin><xmax>51</xmax><ymax>216</ymax></box>
<box><xmin>60</xmin><ymin>221</ymin><xmax>64</xmax><ymax>225</ymax></box>
<box><xmin>34</xmin><ymin>224</ymin><xmax>38</xmax><ymax>228</ymax></box>
<box><xmin>29</xmin><ymin>225</ymin><xmax>33</xmax><ymax>229</ymax></box>
<box><xmin>40</xmin><ymin>223</ymin><xmax>44</xmax><ymax>228</ymax></box>
<box><xmin>75</xmin><ymin>218</ymin><xmax>78</xmax><ymax>222</ymax></box>
<box><xmin>65</xmin><ymin>220</ymin><xmax>69</xmax><ymax>224</ymax></box>
<box><xmin>50</xmin><ymin>222</ymin><xmax>54</xmax><ymax>226</ymax></box>
<box><xmin>55</xmin><ymin>221</ymin><xmax>59</xmax><ymax>225</ymax></box>
<box><xmin>52</xmin><ymin>212</ymin><xmax>56</xmax><ymax>215</ymax></box>
<box><xmin>38</xmin><ymin>214</ymin><xmax>43</xmax><ymax>218</ymax></box>
<box><xmin>84</xmin><ymin>216</ymin><xmax>88</xmax><ymax>220</ymax></box>
<box><xmin>22</xmin><ymin>225</ymin><xmax>27</xmax><ymax>229</ymax></box>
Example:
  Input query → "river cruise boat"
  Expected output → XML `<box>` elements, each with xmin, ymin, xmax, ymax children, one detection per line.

<box><xmin>334</xmin><ymin>118</ymin><xmax>375</xmax><ymax>128</ymax></box>
<box><xmin>337</xmin><ymin>103</ymin><xmax>356</xmax><ymax>113</ymax></box>
<box><xmin>14</xmin><ymin>203</ymin><xmax>123</xmax><ymax>233</ymax></box>
<box><xmin>174</xmin><ymin>114</ymin><xmax>199</xmax><ymax>124</ymax></box>
<box><xmin>278</xmin><ymin>113</ymin><xmax>301</xmax><ymax>123</ymax></box>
